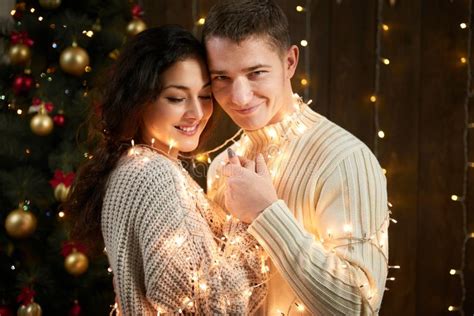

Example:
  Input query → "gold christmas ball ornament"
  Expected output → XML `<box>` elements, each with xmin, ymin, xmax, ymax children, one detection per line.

<box><xmin>30</xmin><ymin>108</ymin><xmax>53</xmax><ymax>136</ymax></box>
<box><xmin>126</xmin><ymin>18</ymin><xmax>147</xmax><ymax>36</ymax></box>
<box><xmin>17</xmin><ymin>302</ymin><xmax>42</xmax><ymax>316</ymax></box>
<box><xmin>8</xmin><ymin>44</ymin><xmax>31</xmax><ymax>65</ymax></box>
<box><xmin>59</xmin><ymin>46</ymin><xmax>90</xmax><ymax>76</ymax></box>
<box><xmin>5</xmin><ymin>208</ymin><xmax>37</xmax><ymax>239</ymax></box>
<box><xmin>54</xmin><ymin>183</ymin><xmax>70</xmax><ymax>202</ymax></box>
<box><xmin>39</xmin><ymin>0</ymin><xmax>61</xmax><ymax>9</ymax></box>
<box><xmin>64</xmin><ymin>250</ymin><xmax>89</xmax><ymax>276</ymax></box>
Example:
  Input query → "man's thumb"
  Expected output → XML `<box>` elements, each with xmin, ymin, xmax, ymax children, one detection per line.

<box><xmin>227</xmin><ymin>148</ymin><xmax>241</xmax><ymax>166</ymax></box>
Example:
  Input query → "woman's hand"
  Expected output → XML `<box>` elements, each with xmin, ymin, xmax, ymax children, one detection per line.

<box><xmin>220</xmin><ymin>149</ymin><xmax>278</xmax><ymax>224</ymax></box>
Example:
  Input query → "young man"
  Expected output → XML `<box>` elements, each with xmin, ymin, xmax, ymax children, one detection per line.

<box><xmin>203</xmin><ymin>1</ymin><xmax>389</xmax><ymax>315</ymax></box>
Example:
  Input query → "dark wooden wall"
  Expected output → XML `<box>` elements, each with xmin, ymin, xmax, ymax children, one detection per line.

<box><xmin>141</xmin><ymin>1</ymin><xmax>474</xmax><ymax>315</ymax></box>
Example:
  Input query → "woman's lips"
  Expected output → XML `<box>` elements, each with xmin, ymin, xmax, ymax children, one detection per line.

<box><xmin>174</xmin><ymin>124</ymin><xmax>199</xmax><ymax>136</ymax></box>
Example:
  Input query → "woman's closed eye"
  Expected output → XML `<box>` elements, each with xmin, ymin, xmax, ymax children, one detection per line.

<box><xmin>166</xmin><ymin>97</ymin><xmax>185</xmax><ymax>103</ymax></box>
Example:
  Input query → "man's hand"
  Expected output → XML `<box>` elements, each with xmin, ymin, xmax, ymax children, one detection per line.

<box><xmin>221</xmin><ymin>148</ymin><xmax>278</xmax><ymax>223</ymax></box>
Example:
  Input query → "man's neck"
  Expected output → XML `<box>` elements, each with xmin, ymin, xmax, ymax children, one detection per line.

<box><xmin>267</xmin><ymin>91</ymin><xmax>298</xmax><ymax>126</ymax></box>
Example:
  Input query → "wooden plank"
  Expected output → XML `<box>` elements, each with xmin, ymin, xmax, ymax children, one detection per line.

<box><xmin>418</xmin><ymin>0</ymin><xmax>469</xmax><ymax>314</ymax></box>
<box><xmin>328</xmin><ymin>0</ymin><xmax>376</xmax><ymax>148</ymax></box>
<box><xmin>376</xmin><ymin>0</ymin><xmax>421</xmax><ymax>315</ymax></box>
<box><xmin>309</xmin><ymin>0</ymin><xmax>330</xmax><ymax>116</ymax></box>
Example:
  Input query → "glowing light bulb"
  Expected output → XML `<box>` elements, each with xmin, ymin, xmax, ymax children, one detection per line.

<box><xmin>461</xmin><ymin>57</ymin><xmax>467</xmax><ymax>64</ymax></box>
<box><xmin>382</xmin><ymin>58</ymin><xmax>390</xmax><ymax>65</ymax></box>
<box><xmin>460</xmin><ymin>23</ymin><xmax>467</xmax><ymax>29</ymax></box>
<box><xmin>378</xmin><ymin>130</ymin><xmax>385</xmax><ymax>138</ymax></box>
<box><xmin>343</xmin><ymin>224</ymin><xmax>353</xmax><ymax>233</ymax></box>
<box><xmin>199</xmin><ymin>282</ymin><xmax>208</xmax><ymax>291</ymax></box>
<box><xmin>382</xmin><ymin>24</ymin><xmax>389</xmax><ymax>31</ymax></box>
<box><xmin>296</xmin><ymin>303</ymin><xmax>305</xmax><ymax>312</ymax></box>
<box><xmin>58</xmin><ymin>211</ymin><xmax>65</xmax><ymax>218</ymax></box>
<box><xmin>301</xmin><ymin>78</ymin><xmax>308</xmax><ymax>86</ymax></box>
<box><xmin>197</xmin><ymin>18</ymin><xmax>206</xmax><ymax>25</ymax></box>
<box><xmin>296</xmin><ymin>5</ymin><xmax>304</xmax><ymax>12</ymax></box>
<box><xmin>175</xmin><ymin>236</ymin><xmax>185</xmax><ymax>247</ymax></box>
<box><xmin>300</xmin><ymin>40</ymin><xmax>308</xmax><ymax>47</ymax></box>
<box><xmin>451</xmin><ymin>195</ymin><xmax>460</xmax><ymax>201</ymax></box>
<box><xmin>370</xmin><ymin>95</ymin><xmax>377</xmax><ymax>102</ymax></box>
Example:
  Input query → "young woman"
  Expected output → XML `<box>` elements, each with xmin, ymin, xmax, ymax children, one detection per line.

<box><xmin>66</xmin><ymin>26</ymin><xmax>266</xmax><ymax>315</ymax></box>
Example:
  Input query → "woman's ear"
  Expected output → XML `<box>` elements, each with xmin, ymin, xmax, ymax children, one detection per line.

<box><xmin>285</xmin><ymin>45</ymin><xmax>299</xmax><ymax>80</ymax></box>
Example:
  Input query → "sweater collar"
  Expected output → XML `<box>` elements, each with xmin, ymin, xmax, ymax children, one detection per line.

<box><xmin>242</xmin><ymin>97</ymin><xmax>322</xmax><ymax>153</ymax></box>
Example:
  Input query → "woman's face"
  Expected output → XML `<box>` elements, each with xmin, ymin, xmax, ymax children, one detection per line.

<box><xmin>142</xmin><ymin>56</ymin><xmax>213</xmax><ymax>156</ymax></box>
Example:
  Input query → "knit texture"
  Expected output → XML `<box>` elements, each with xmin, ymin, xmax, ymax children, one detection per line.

<box><xmin>208</xmin><ymin>104</ymin><xmax>389</xmax><ymax>315</ymax></box>
<box><xmin>102</xmin><ymin>147</ymin><xmax>266</xmax><ymax>315</ymax></box>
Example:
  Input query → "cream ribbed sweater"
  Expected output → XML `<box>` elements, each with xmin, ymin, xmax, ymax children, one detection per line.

<box><xmin>208</xmin><ymin>104</ymin><xmax>389</xmax><ymax>315</ymax></box>
<box><xmin>102</xmin><ymin>147</ymin><xmax>266</xmax><ymax>315</ymax></box>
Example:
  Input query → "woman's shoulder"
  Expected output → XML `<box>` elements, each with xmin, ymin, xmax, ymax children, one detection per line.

<box><xmin>110</xmin><ymin>146</ymin><xmax>182</xmax><ymax>187</ymax></box>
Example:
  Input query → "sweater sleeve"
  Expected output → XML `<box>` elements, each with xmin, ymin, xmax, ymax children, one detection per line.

<box><xmin>134</xmin><ymin>157</ymin><xmax>256</xmax><ymax>314</ymax></box>
<box><xmin>247</xmin><ymin>147</ymin><xmax>389</xmax><ymax>315</ymax></box>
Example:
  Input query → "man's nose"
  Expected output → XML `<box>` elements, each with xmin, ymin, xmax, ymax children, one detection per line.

<box><xmin>230</xmin><ymin>77</ymin><xmax>253</xmax><ymax>107</ymax></box>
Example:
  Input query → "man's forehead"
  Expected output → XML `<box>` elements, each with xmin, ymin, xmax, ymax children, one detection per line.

<box><xmin>205</xmin><ymin>36</ymin><xmax>279</xmax><ymax>70</ymax></box>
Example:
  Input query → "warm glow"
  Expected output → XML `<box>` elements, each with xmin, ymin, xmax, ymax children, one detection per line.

<box><xmin>38</xmin><ymin>16</ymin><xmax>43</xmax><ymax>21</ymax></box>
<box><xmin>175</xmin><ymin>236</ymin><xmax>185</xmax><ymax>247</ymax></box>
<box><xmin>378</xmin><ymin>130</ymin><xmax>385</xmax><ymax>138</ymax></box>
<box><xmin>58</xmin><ymin>211</ymin><xmax>65</xmax><ymax>218</ymax></box>
<box><xmin>296</xmin><ymin>303</ymin><xmax>305</xmax><ymax>312</ymax></box>
<box><xmin>10</xmin><ymin>10</ymin><xmax>16</xmax><ymax>16</ymax></box>
<box><xmin>196</xmin><ymin>154</ymin><xmax>207</xmax><ymax>162</ymax></box>
<box><xmin>382</xmin><ymin>58</ymin><xmax>390</xmax><ymax>65</ymax></box>
<box><xmin>370</xmin><ymin>95</ymin><xmax>377</xmax><ymax>102</ymax></box>
<box><xmin>30</xmin><ymin>8</ymin><xmax>35</xmax><ymax>13</ymax></box>
<box><xmin>296</xmin><ymin>5</ymin><xmax>304</xmax><ymax>12</ymax></box>
<box><xmin>199</xmin><ymin>283</ymin><xmax>208</xmax><ymax>291</ymax></box>
<box><xmin>460</xmin><ymin>23</ymin><xmax>467</xmax><ymax>29</ymax></box>
<box><xmin>17</xmin><ymin>109</ymin><xmax>22</xmax><ymax>115</ymax></box>
<box><xmin>300</xmin><ymin>40</ymin><xmax>308</xmax><ymax>47</ymax></box>
<box><xmin>197</xmin><ymin>18</ymin><xmax>206</xmax><ymax>25</ymax></box>
<box><xmin>343</xmin><ymin>224</ymin><xmax>353</xmax><ymax>233</ymax></box>
<box><xmin>301</xmin><ymin>78</ymin><xmax>308</xmax><ymax>86</ymax></box>
<box><xmin>382</xmin><ymin>24</ymin><xmax>389</xmax><ymax>31</ymax></box>
<box><xmin>461</xmin><ymin>57</ymin><xmax>467</xmax><ymax>64</ymax></box>
<box><xmin>451</xmin><ymin>195</ymin><xmax>459</xmax><ymax>201</ymax></box>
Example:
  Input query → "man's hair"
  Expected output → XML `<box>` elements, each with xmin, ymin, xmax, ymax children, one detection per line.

<box><xmin>202</xmin><ymin>0</ymin><xmax>291</xmax><ymax>54</ymax></box>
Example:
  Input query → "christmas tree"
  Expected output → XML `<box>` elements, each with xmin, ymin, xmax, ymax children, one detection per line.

<box><xmin>0</xmin><ymin>0</ymin><xmax>147</xmax><ymax>314</ymax></box>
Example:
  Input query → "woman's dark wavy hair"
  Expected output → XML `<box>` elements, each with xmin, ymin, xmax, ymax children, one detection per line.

<box><xmin>65</xmin><ymin>25</ymin><xmax>208</xmax><ymax>256</ymax></box>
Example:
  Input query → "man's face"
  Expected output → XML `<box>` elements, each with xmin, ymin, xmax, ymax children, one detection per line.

<box><xmin>205</xmin><ymin>36</ymin><xmax>297</xmax><ymax>130</ymax></box>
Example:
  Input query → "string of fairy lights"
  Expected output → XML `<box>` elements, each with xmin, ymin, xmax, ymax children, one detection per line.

<box><xmin>448</xmin><ymin>0</ymin><xmax>473</xmax><ymax>314</ymax></box>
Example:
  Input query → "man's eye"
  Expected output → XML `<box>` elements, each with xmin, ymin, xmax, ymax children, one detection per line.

<box><xmin>252</xmin><ymin>71</ymin><xmax>267</xmax><ymax>76</ymax></box>
<box><xmin>212</xmin><ymin>76</ymin><xmax>228</xmax><ymax>81</ymax></box>
<box><xmin>167</xmin><ymin>97</ymin><xmax>185</xmax><ymax>103</ymax></box>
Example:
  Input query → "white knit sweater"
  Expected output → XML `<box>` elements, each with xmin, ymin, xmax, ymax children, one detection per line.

<box><xmin>208</xmin><ymin>103</ymin><xmax>389</xmax><ymax>315</ymax></box>
<box><xmin>102</xmin><ymin>148</ymin><xmax>266</xmax><ymax>315</ymax></box>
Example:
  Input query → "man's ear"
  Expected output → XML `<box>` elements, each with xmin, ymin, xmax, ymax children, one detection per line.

<box><xmin>285</xmin><ymin>45</ymin><xmax>299</xmax><ymax>79</ymax></box>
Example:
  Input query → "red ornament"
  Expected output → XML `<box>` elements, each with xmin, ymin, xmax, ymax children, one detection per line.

<box><xmin>32</xmin><ymin>97</ymin><xmax>41</xmax><ymax>106</ymax></box>
<box><xmin>16</xmin><ymin>287</ymin><xmax>35</xmax><ymax>306</ymax></box>
<box><xmin>68</xmin><ymin>301</ymin><xmax>81</xmax><ymax>316</ymax></box>
<box><xmin>12</xmin><ymin>75</ymin><xmax>34</xmax><ymax>95</ymax></box>
<box><xmin>10</xmin><ymin>31</ymin><xmax>34</xmax><ymax>47</ymax></box>
<box><xmin>61</xmin><ymin>241</ymin><xmax>87</xmax><ymax>257</ymax></box>
<box><xmin>53</xmin><ymin>114</ymin><xmax>65</xmax><ymax>126</ymax></box>
<box><xmin>49</xmin><ymin>170</ymin><xmax>75</xmax><ymax>188</ymax></box>
<box><xmin>0</xmin><ymin>306</ymin><xmax>13</xmax><ymax>316</ymax></box>
<box><xmin>131</xmin><ymin>4</ymin><xmax>144</xmax><ymax>17</ymax></box>
<box><xmin>44</xmin><ymin>102</ymin><xmax>54</xmax><ymax>112</ymax></box>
